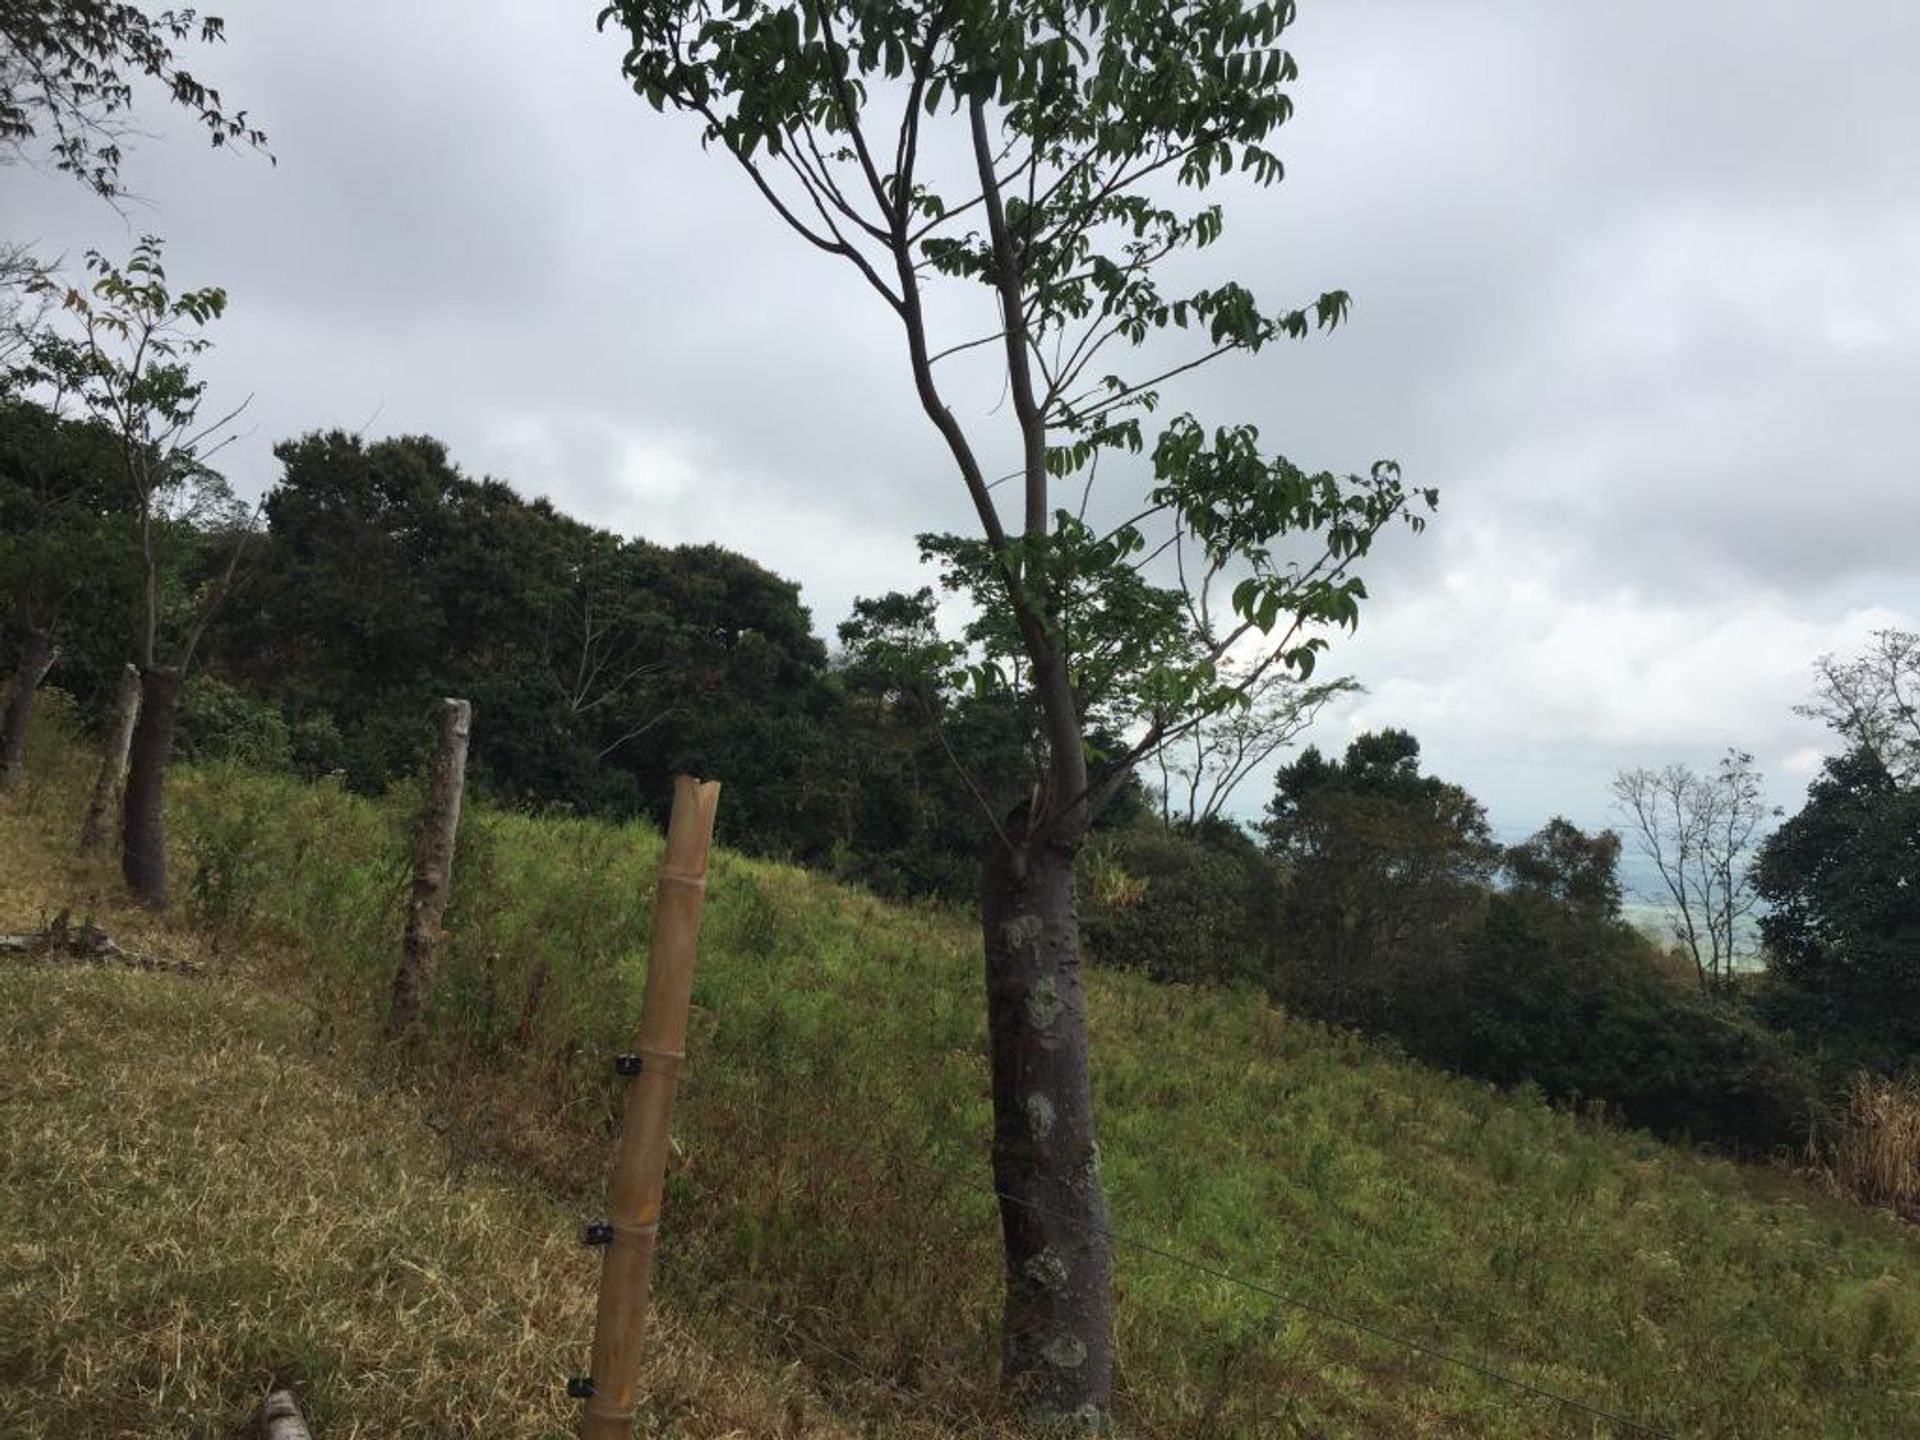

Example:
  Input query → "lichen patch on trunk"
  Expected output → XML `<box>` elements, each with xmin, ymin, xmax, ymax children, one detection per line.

<box><xmin>1025</xmin><ymin>1091</ymin><xmax>1057</xmax><ymax>1141</ymax></box>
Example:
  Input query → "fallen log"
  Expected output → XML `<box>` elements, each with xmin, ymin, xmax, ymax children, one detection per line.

<box><xmin>0</xmin><ymin>912</ymin><xmax>201</xmax><ymax>976</ymax></box>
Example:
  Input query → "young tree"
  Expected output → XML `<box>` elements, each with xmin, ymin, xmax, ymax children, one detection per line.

<box><xmin>1610</xmin><ymin>751</ymin><xmax>1771</xmax><ymax>994</ymax></box>
<box><xmin>1797</xmin><ymin>630</ymin><xmax>1920</xmax><ymax>789</ymax></box>
<box><xmin>602</xmin><ymin>2</ymin><xmax>1433</xmax><ymax>1416</ymax></box>
<box><xmin>1501</xmin><ymin>816</ymin><xmax>1623</xmax><ymax>920</ymax></box>
<box><xmin>35</xmin><ymin>238</ymin><xmax>252</xmax><ymax>907</ymax></box>
<box><xmin>1</xmin><ymin>1</ymin><xmax>266</xmax><ymax>198</ymax></box>
<box><xmin>1263</xmin><ymin>729</ymin><xmax>1497</xmax><ymax>1029</ymax></box>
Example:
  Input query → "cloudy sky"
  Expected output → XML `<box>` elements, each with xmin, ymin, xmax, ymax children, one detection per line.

<box><xmin>9</xmin><ymin>0</ymin><xmax>1917</xmax><ymax>845</ymax></box>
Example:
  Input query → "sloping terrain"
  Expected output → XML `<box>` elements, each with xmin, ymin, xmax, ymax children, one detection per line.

<box><xmin>1</xmin><ymin>723</ymin><xmax>1916</xmax><ymax>1437</ymax></box>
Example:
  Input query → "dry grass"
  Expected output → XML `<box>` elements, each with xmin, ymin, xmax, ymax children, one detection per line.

<box><xmin>1823</xmin><ymin>1076</ymin><xmax>1920</xmax><ymax>1215</ymax></box>
<box><xmin>0</xmin><ymin>709</ymin><xmax>981</xmax><ymax>1438</ymax></box>
<box><xmin>0</xmin><ymin>958</ymin><xmax>997</xmax><ymax>1440</ymax></box>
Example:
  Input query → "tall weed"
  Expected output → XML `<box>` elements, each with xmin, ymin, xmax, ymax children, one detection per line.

<box><xmin>1822</xmin><ymin>1075</ymin><xmax>1920</xmax><ymax>1214</ymax></box>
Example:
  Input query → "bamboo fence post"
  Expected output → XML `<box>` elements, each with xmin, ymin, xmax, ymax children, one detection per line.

<box><xmin>577</xmin><ymin>774</ymin><xmax>720</xmax><ymax>1440</ymax></box>
<box><xmin>78</xmin><ymin>664</ymin><xmax>142</xmax><ymax>856</ymax></box>
<box><xmin>389</xmin><ymin>697</ymin><xmax>472</xmax><ymax>1037</ymax></box>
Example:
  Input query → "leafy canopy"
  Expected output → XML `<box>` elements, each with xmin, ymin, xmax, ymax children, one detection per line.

<box><xmin>0</xmin><ymin>2</ymin><xmax>267</xmax><ymax>198</ymax></box>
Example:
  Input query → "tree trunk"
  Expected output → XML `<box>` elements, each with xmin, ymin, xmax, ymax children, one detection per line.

<box><xmin>0</xmin><ymin>628</ymin><xmax>58</xmax><ymax>793</ymax></box>
<box><xmin>78</xmin><ymin>664</ymin><xmax>143</xmax><ymax>856</ymax></box>
<box><xmin>390</xmin><ymin>697</ymin><xmax>472</xmax><ymax>1037</ymax></box>
<box><xmin>121</xmin><ymin>666</ymin><xmax>183</xmax><ymax>909</ymax></box>
<box><xmin>982</xmin><ymin>828</ymin><xmax>1113</xmax><ymax>1430</ymax></box>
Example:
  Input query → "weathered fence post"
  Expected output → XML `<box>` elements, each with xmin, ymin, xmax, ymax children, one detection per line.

<box><xmin>577</xmin><ymin>774</ymin><xmax>720</xmax><ymax>1440</ymax></box>
<box><xmin>77</xmin><ymin>664</ymin><xmax>142</xmax><ymax>856</ymax></box>
<box><xmin>0</xmin><ymin>631</ymin><xmax>58</xmax><ymax>793</ymax></box>
<box><xmin>389</xmin><ymin>697</ymin><xmax>472</xmax><ymax>1037</ymax></box>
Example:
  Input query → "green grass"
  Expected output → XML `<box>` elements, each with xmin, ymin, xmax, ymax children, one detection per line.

<box><xmin>3</xmin><ymin>710</ymin><xmax>1917</xmax><ymax>1437</ymax></box>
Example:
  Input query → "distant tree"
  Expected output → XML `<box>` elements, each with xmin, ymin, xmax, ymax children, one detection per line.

<box><xmin>1797</xmin><ymin>630</ymin><xmax>1920</xmax><ymax>789</ymax></box>
<box><xmin>232</xmin><ymin>433</ymin><xmax>847</xmax><ymax>853</ymax></box>
<box><xmin>603</xmin><ymin>0</ymin><xmax>1433</xmax><ymax>1415</ymax></box>
<box><xmin>0</xmin><ymin>1</ymin><xmax>266</xmax><ymax>198</ymax></box>
<box><xmin>1502</xmin><ymin>816</ymin><xmax>1623</xmax><ymax>920</ymax></box>
<box><xmin>836</xmin><ymin>586</ymin><xmax>956</xmax><ymax>718</ymax></box>
<box><xmin>1263</xmin><ymin>729</ymin><xmax>1497</xmax><ymax>1036</ymax></box>
<box><xmin>1610</xmin><ymin>751</ymin><xmax>1771</xmax><ymax>995</ymax></box>
<box><xmin>1754</xmin><ymin>746</ymin><xmax>1920</xmax><ymax>1061</ymax></box>
<box><xmin>32</xmin><ymin>238</ymin><xmax>254</xmax><ymax>907</ymax></box>
<box><xmin>833</xmin><ymin>587</ymin><xmax>1035</xmax><ymax>897</ymax></box>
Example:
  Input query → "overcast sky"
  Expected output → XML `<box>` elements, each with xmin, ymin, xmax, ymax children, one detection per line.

<box><xmin>9</xmin><ymin>0</ymin><xmax>1917</xmax><ymax>845</ymax></box>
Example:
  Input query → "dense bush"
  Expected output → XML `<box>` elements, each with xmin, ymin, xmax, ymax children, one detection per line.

<box><xmin>1080</xmin><ymin>820</ymin><xmax>1269</xmax><ymax>985</ymax></box>
<box><xmin>1458</xmin><ymin>892</ymin><xmax>1820</xmax><ymax>1153</ymax></box>
<box><xmin>175</xmin><ymin>674</ymin><xmax>293</xmax><ymax>770</ymax></box>
<box><xmin>1252</xmin><ymin>744</ymin><xmax>1823</xmax><ymax>1153</ymax></box>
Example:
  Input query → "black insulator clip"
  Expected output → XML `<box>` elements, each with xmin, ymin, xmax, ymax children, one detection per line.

<box><xmin>567</xmin><ymin>1375</ymin><xmax>596</xmax><ymax>1399</ymax></box>
<box><xmin>613</xmin><ymin>1052</ymin><xmax>642</xmax><ymax>1076</ymax></box>
<box><xmin>581</xmin><ymin>1220</ymin><xmax>614</xmax><ymax>1246</ymax></box>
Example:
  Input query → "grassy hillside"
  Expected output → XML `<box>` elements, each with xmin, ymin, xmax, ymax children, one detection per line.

<box><xmin>2</xmin><ymin>705</ymin><xmax>1916</xmax><ymax>1437</ymax></box>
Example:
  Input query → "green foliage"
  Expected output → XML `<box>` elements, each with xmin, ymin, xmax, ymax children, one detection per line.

<box><xmin>219</xmin><ymin>431</ymin><xmax>852</xmax><ymax>858</ymax></box>
<box><xmin>1462</xmin><ymin>890</ymin><xmax>1819</xmax><ymax>1154</ymax></box>
<box><xmin>1755</xmin><ymin>745</ymin><xmax>1920</xmax><ymax>1066</ymax></box>
<box><xmin>0</xmin><ymin>397</ymin><xmax>139</xmax><ymax>666</ymax></box>
<box><xmin>1502</xmin><ymin>815</ymin><xmax>1623</xmax><ymax>918</ymax></box>
<box><xmin>1080</xmin><ymin>818</ymin><xmax>1267</xmax><ymax>985</ymax></box>
<box><xmin>0</xmin><ymin>2</ymin><xmax>267</xmax><ymax>198</ymax></box>
<box><xmin>175</xmin><ymin>673</ymin><xmax>290</xmax><ymax>769</ymax></box>
<box><xmin>178</xmin><ymin>758</ymin><xmax>281</xmax><ymax>931</ymax></box>
<box><xmin>1258</xmin><ymin>745</ymin><xmax>1817</xmax><ymax>1153</ymax></box>
<box><xmin>1263</xmin><ymin>729</ymin><xmax>1497</xmax><ymax>1045</ymax></box>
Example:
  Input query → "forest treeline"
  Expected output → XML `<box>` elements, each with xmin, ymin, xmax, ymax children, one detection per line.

<box><xmin>3</xmin><ymin>402</ymin><xmax>1917</xmax><ymax>1165</ymax></box>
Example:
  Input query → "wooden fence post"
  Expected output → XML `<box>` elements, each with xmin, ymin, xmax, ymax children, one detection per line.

<box><xmin>78</xmin><ymin>664</ymin><xmax>142</xmax><ymax>856</ymax></box>
<box><xmin>389</xmin><ymin>697</ymin><xmax>472</xmax><ymax>1037</ymax></box>
<box><xmin>578</xmin><ymin>774</ymin><xmax>720</xmax><ymax>1440</ymax></box>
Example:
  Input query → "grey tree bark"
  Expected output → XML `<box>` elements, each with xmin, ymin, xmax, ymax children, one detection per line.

<box><xmin>0</xmin><ymin>628</ymin><xmax>58</xmax><ymax>793</ymax></box>
<box><xmin>982</xmin><ymin>822</ymin><xmax>1113</xmax><ymax>1428</ymax></box>
<box><xmin>78</xmin><ymin>664</ymin><xmax>142</xmax><ymax>855</ymax></box>
<box><xmin>389</xmin><ymin>697</ymin><xmax>472</xmax><ymax>1037</ymax></box>
<box><xmin>120</xmin><ymin>665</ymin><xmax>182</xmax><ymax>908</ymax></box>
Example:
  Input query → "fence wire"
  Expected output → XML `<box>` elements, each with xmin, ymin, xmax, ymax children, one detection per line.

<box><xmin>501</xmin><ymin>1056</ymin><xmax>1681</xmax><ymax>1440</ymax></box>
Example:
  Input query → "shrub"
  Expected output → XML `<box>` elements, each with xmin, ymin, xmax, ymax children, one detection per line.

<box><xmin>178</xmin><ymin>763</ymin><xmax>293</xmax><ymax>933</ymax></box>
<box><xmin>1458</xmin><ymin>893</ymin><xmax>1820</xmax><ymax>1153</ymax></box>
<box><xmin>176</xmin><ymin>674</ymin><xmax>292</xmax><ymax>770</ymax></box>
<box><xmin>1081</xmin><ymin>822</ymin><xmax>1267</xmax><ymax>985</ymax></box>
